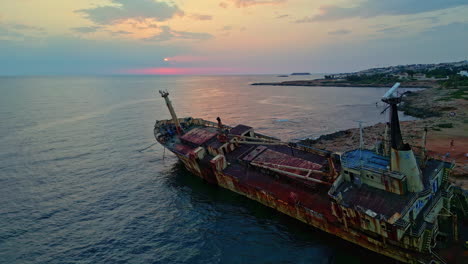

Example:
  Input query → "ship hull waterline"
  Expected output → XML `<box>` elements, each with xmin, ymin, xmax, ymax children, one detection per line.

<box><xmin>163</xmin><ymin>147</ymin><xmax>429</xmax><ymax>264</ymax></box>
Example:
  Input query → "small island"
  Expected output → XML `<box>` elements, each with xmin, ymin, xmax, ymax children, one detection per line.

<box><xmin>290</xmin><ymin>72</ymin><xmax>311</xmax><ymax>75</ymax></box>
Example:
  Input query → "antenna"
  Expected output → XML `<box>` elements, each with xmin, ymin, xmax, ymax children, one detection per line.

<box><xmin>383</xmin><ymin>122</ymin><xmax>389</xmax><ymax>156</ymax></box>
<box><xmin>358</xmin><ymin>121</ymin><xmax>364</xmax><ymax>151</ymax></box>
<box><xmin>355</xmin><ymin>120</ymin><xmax>365</xmax><ymax>169</ymax></box>
<box><xmin>420</xmin><ymin>127</ymin><xmax>428</xmax><ymax>167</ymax></box>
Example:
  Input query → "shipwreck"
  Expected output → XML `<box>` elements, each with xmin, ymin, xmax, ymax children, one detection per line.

<box><xmin>154</xmin><ymin>84</ymin><xmax>467</xmax><ymax>263</ymax></box>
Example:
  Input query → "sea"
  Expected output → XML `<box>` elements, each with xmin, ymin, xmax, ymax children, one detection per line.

<box><xmin>0</xmin><ymin>75</ymin><xmax>419</xmax><ymax>264</ymax></box>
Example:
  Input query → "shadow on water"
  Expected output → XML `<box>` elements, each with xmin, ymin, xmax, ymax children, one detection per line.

<box><xmin>164</xmin><ymin>161</ymin><xmax>394</xmax><ymax>264</ymax></box>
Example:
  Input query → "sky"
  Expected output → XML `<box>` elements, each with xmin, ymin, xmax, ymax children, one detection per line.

<box><xmin>0</xmin><ymin>0</ymin><xmax>467</xmax><ymax>75</ymax></box>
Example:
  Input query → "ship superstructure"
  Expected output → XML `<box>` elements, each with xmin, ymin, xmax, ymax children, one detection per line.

<box><xmin>328</xmin><ymin>83</ymin><xmax>461</xmax><ymax>263</ymax></box>
<box><xmin>154</xmin><ymin>86</ymin><xmax>466</xmax><ymax>264</ymax></box>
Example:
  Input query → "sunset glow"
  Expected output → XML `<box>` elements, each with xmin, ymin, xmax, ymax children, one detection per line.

<box><xmin>0</xmin><ymin>1</ymin><xmax>467</xmax><ymax>75</ymax></box>
<box><xmin>124</xmin><ymin>67</ymin><xmax>245</xmax><ymax>75</ymax></box>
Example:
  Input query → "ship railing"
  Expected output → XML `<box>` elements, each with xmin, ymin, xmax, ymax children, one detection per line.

<box><xmin>399</xmin><ymin>193</ymin><xmax>419</xmax><ymax>219</ymax></box>
<box><xmin>432</xmin><ymin>220</ymin><xmax>439</xmax><ymax>237</ymax></box>
<box><xmin>328</xmin><ymin>174</ymin><xmax>344</xmax><ymax>199</ymax></box>
<box><xmin>428</xmin><ymin>162</ymin><xmax>446</xmax><ymax>181</ymax></box>
<box><xmin>453</xmin><ymin>186</ymin><xmax>468</xmax><ymax>217</ymax></box>
<box><xmin>409</xmin><ymin>221</ymin><xmax>426</xmax><ymax>237</ymax></box>
<box><xmin>170</xmin><ymin>147</ymin><xmax>190</xmax><ymax>158</ymax></box>
<box><xmin>453</xmin><ymin>186</ymin><xmax>468</xmax><ymax>198</ymax></box>
<box><xmin>155</xmin><ymin>117</ymin><xmax>194</xmax><ymax>128</ymax></box>
<box><xmin>418</xmin><ymin>187</ymin><xmax>432</xmax><ymax>198</ymax></box>
<box><xmin>191</xmin><ymin>118</ymin><xmax>233</xmax><ymax>129</ymax></box>
<box><xmin>356</xmin><ymin>164</ymin><xmax>379</xmax><ymax>173</ymax></box>
<box><xmin>423</xmin><ymin>191</ymin><xmax>442</xmax><ymax>220</ymax></box>
<box><xmin>295</xmin><ymin>143</ymin><xmax>332</xmax><ymax>156</ymax></box>
<box><xmin>341</xmin><ymin>162</ymin><xmax>405</xmax><ymax>181</ymax></box>
<box><xmin>441</xmin><ymin>189</ymin><xmax>453</xmax><ymax>199</ymax></box>
<box><xmin>431</xmin><ymin>251</ymin><xmax>447</xmax><ymax>264</ymax></box>
<box><xmin>380</xmin><ymin>139</ymin><xmax>425</xmax><ymax>158</ymax></box>
<box><xmin>340</xmin><ymin>158</ymin><xmax>386</xmax><ymax>172</ymax></box>
<box><xmin>394</xmin><ymin>218</ymin><xmax>410</xmax><ymax>229</ymax></box>
<box><xmin>155</xmin><ymin>117</ymin><xmax>236</xmax><ymax>130</ymax></box>
<box><xmin>253</xmin><ymin>132</ymin><xmax>282</xmax><ymax>142</ymax></box>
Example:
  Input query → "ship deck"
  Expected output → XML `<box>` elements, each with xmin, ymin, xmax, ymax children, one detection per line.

<box><xmin>334</xmin><ymin>180</ymin><xmax>416</xmax><ymax>220</ymax></box>
<box><xmin>159</xmin><ymin>122</ymin><xmax>339</xmax><ymax>222</ymax></box>
<box><xmin>221</xmin><ymin>139</ymin><xmax>337</xmax><ymax>222</ymax></box>
<box><xmin>223</xmin><ymin>161</ymin><xmax>337</xmax><ymax>222</ymax></box>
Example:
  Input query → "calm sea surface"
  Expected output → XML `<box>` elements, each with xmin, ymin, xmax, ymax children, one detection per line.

<box><xmin>0</xmin><ymin>75</ymin><xmax>418</xmax><ymax>264</ymax></box>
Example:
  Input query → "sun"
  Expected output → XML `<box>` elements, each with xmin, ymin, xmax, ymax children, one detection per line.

<box><xmin>164</xmin><ymin>58</ymin><xmax>169</xmax><ymax>62</ymax></box>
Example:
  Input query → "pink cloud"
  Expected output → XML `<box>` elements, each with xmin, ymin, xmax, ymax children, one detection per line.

<box><xmin>229</xmin><ymin>0</ymin><xmax>286</xmax><ymax>8</ymax></box>
<box><xmin>164</xmin><ymin>55</ymin><xmax>208</xmax><ymax>63</ymax></box>
<box><xmin>122</xmin><ymin>67</ymin><xmax>253</xmax><ymax>75</ymax></box>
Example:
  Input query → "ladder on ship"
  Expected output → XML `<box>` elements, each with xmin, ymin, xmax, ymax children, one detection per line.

<box><xmin>422</xmin><ymin>229</ymin><xmax>433</xmax><ymax>252</ymax></box>
<box><xmin>452</xmin><ymin>191</ymin><xmax>468</xmax><ymax>219</ymax></box>
<box><xmin>430</xmin><ymin>251</ymin><xmax>447</xmax><ymax>264</ymax></box>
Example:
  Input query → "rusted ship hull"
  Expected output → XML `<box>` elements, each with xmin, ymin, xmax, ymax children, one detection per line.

<box><xmin>154</xmin><ymin>88</ymin><xmax>466</xmax><ymax>264</ymax></box>
<box><xmin>166</xmin><ymin>145</ymin><xmax>437</xmax><ymax>264</ymax></box>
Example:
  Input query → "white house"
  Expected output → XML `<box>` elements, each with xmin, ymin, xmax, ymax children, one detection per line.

<box><xmin>458</xmin><ymin>70</ymin><xmax>468</xmax><ymax>77</ymax></box>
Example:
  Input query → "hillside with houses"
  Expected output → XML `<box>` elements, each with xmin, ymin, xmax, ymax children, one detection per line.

<box><xmin>327</xmin><ymin>60</ymin><xmax>468</xmax><ymax>81</ymax></box>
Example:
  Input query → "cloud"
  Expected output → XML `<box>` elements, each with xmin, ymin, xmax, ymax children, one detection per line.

<box><xmin>370</xmin><ymin>24</ymin><xmax>388</xmax><ymax>29</ymax></box>
<box><xmin>71</xmin><ymin>26</ymin><xmax>103</xmax><ymax>33</ymax></box>
<box><xmin>111</xmin><ymin>30</ymin><xmax>132</xmax><ymax>36</ymax></box>
<box><xmin>376</xmin><ymin>26</ymin><xmax>405</xmax><ymax>34</ymax></box>
<box><xmin>164</xmin><ymin>55</ymin><xmax>208</xmax><ymax>63</ymax></box>
<box><xmin>220</xmin><ymin>26</ymin><xmax>233</xmax><ymax>31</ymax></box>
<box><xmin>219</xmin><ymin>2</ymin><xmax>228</xmax><ymax>8</ymax></box>
<box><xmin>228</xmin><ymin>0</ymin><xmax>286</xmax><ymax>8</ymax></box>
<box><xmin>76</xmin><ymin>0</ymin><xmax>183</xmax><ymax>25</ymax></box>
<box><xmin>128</xmin><ymin>21</ymin><xmax>158</xmax><ymax>29</ymax></box>
<box><xmin>422</xmin><ymin>21</ymin><xmax>468</xmax><ymax>35</ymax></box>
<box><xmin>0</xmin><ymin>23</ymin><xmax>45</xmax><ymax>41</ymax></box>
<box><xmin>306</xmin><ymin>0</ymin><xmax>468</xmax><ymax>21</ymax></box>
<box><xmin>405</xmin><ymin>16</ymin><xmax>440</xmax><ymax>24</ymax></box>
<box><xmin>144</xmin><ymin>26</ymin><xmax>213</xmax><ymax>42</ymax></box>
<box><xmin>276</xmin><ymin>14</ymin><xmax>289</xmax><ymax>19</ymax></box>
<box><xmin>123</xmin><ymin>67</ymin><xmax>242</xmax><ymax>75</ymax></box>
<box><xmin>190</xmin><ymin>14</ymin><xmax>213</xmax><ymax>21</ymax></box>
<box><xmin>328</xmin><ymin>29</ymin><xmax>351</xmax><ymax>35</ymax></box>
<box><xmin>8</xmin><ymin>23</ymin><xmax>44</xmax><ymax>32</ymax></box>
<box><xmin>0</xmin><ymin>26</ymin><xmax>25</xmax><ymax>40</ymax></box>
<box><xmin>294</xmin><ymin>16</ymin><xmax>313</xmax><ymax>23</ymax></box>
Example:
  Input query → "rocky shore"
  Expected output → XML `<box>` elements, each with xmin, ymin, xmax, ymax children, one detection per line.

<box><xmin>252</xmin><ymin>79</ymin><xmax>439</xmax><ymax>88</ymax></box>
<box><xmin>298</xmin><ymin>82</ymin><xmax>468</xmax><ymax>186</ymax></box>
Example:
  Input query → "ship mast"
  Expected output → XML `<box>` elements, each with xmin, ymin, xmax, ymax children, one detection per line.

<box><xmin>159</xmin><ymin>90</ymin><xmax>183</xmax><ymax>135</ymax></box>
<box><xmin>381</xmin><ymin>83</ymin><xmax>424</xmax><ymax>192</ymax></box>
<box><xmin>420</xmin><ymin>127</ymin><xmax>428</xmax><ymax>168</ymax></box>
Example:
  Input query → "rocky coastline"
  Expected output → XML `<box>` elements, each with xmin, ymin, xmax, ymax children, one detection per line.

<box><xmin>251</xmin><ymin>79</ymin><xmax>438</xmax><ymax>88</ymax></box>
<box><xmin>292</xmin><ymin>81</ymin><xmax>468</xmax><ymax>185</ymax></box>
